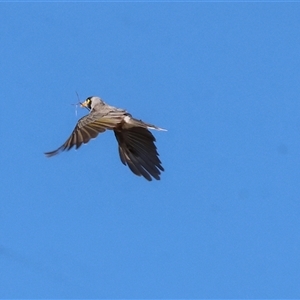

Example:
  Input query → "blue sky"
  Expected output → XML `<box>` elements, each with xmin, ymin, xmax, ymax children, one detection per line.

<box><xmin>1</xmin><ymin>2</ymin><xmax>300</xmax><ymax>298</ymax></box>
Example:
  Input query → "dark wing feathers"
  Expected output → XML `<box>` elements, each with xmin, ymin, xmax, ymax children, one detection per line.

<box><xmin>44</xmin><ymin>114</ymin><xmax>107</xmax><ymax>157</ymax></box>
<box><xmin>114</xmin><ymin>127</ymin><xmax>164</xmax><ymax>181</ymax></box>
<box><xmin>123</xmin><ymin>128</ymin><xmax>163</xmax><ymax>170</ymax></box>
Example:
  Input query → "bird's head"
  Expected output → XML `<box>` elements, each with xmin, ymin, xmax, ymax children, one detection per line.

<box><xmin>81</xmin><ymin>96</ymin><xmax>104</xmax><ymax>110</ymax></box>
<box><xmin>81</xmin><ymin>96</ymin><xmax>93</xmax><ymax>109</ymax></box>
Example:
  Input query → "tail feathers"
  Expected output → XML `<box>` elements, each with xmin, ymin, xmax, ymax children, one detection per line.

<box><xmin>123</xmin><ymin>116</ymin><xmax>167</xmax><ymax>131</ymax></box>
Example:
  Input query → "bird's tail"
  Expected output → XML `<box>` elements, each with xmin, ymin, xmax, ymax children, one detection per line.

<box><xmin>123</xmin><ymin>116</ymin><xmax>167</xmax><ymax>131</ymax></box>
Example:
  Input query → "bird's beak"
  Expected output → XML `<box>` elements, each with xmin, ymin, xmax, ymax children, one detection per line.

<box><xmin>80</xmin><ymin>100</ymin><xmax>88</xmax><ymax>108</ymax></box>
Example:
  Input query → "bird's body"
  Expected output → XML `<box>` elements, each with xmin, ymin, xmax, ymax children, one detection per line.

<box><xmin>45</xmin><ymin>96</ymin><xmax>165</xmax><ymax>181</ymax></box>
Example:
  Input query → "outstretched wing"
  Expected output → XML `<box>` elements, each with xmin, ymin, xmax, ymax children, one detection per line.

<box><xmin>45</xmin><ymin>110</ymin><xmax>126</xmax><ymax>157</ymax></box>
<box><xmin>114</xmin><ymin>127</ymin><xmax>164</xmax><ymax>181</ymax></box>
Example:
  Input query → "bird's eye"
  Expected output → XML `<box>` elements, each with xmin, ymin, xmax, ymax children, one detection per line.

<box><xmin>85</xmin><ymin>98</ymin><xmax>92</xmax><ymax>109</ymax></box>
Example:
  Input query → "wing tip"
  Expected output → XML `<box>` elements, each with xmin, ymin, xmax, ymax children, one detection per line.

<box><xmin>44</xmin><ymin>151</ymin><xmax>58</xmax><ymax>158</ymax></box>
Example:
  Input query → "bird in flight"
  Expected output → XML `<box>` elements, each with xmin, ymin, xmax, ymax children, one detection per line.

<box><xmin>45</xmin><ymin>96</ymin><xmax>166</xmax><ymax>181</ymax></box>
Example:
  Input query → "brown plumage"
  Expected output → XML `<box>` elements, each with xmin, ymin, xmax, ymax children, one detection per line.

<box><xmin>45</xmin><ymin>96</ymin><xmax>166</xmax><ymax>181</ymax></box>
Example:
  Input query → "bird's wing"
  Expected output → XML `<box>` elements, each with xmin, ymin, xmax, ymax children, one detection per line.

<box><xmin>45</xmin><ymin>110</ymin><xmax>126</xmax><ymax>157</ymax></box>
<box><xmin>114</xmin><ymin>127</ymin><xmax>164</xmax><ymax>181</ymax></box>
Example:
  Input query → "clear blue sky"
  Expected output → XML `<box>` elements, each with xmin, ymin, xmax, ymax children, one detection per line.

<box><xmin>1</xmin><ymin>2</ymin><xmax>300</xmax><ymax>298</ymax></box>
